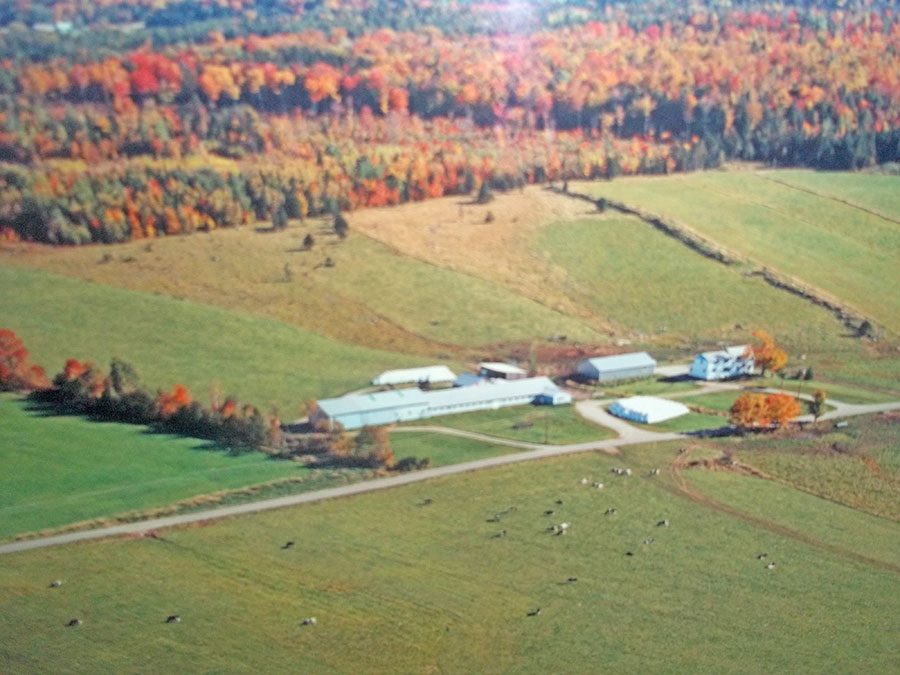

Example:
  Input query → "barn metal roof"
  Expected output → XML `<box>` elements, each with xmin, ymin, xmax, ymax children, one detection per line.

<box><xmin>427</xmin><ymin>376</ymin><xmax>560</xmax><ymax>408</ymax></box>
<box><xmin>581</xmin><ymin>351</ymin><xmax>656</xmax><ymax>372</ymax></box>
<box><xmin>478</xmin><ymin>361</ymin><xmax>527</xmax><ymax>376</ymax></box>
<box><xmin>371</xmin><ymin>365</ymin><xmax>456</xmax><ymax>386</ymax></box>
<box><xmin>317</xmin><ymin>388</ymin><xmax>430</xmax><ymax>417</ymax></box>
<box><xmin>610</xmin><ymin>396</ymin><xmax>689</xmax><ymax>423</ymax></box>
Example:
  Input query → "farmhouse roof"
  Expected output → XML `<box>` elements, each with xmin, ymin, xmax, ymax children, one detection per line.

<box><xmin>698</xmin><ymin>345</ymin><xmax>749</xmax><ymax>360</ymax></box>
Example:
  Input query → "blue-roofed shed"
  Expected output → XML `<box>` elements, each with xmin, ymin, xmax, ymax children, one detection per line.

<box><xmin>576</xmin><ymin>352</ymin><xmax>657</xmax><ymax>383</ymax></box>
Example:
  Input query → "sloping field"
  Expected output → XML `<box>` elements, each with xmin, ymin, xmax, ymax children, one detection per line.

<box><xmin>1</xmin><ymin>193</ymin><xmax>604</xmax><ymax>357</ymax></box>
<box><xmin>540</xmin><ymin>215</ymin><xmax>853</xmax><ymax>343</ymax></box>
<box><xmin>575</xmin><ymin>170</ymin><xmax>900</xmax><ymax>334</ymax></box>
<box><xmin>0</xmin><ymin>266</ymin><xmax>420</xmax><ymax>414</ymax></box>
<box><xmin>1</xmin><ymin>443</ymin><xmax>897</xmax><ymax>673</ymax></box>
<box><xmin>0</xmin><ymin>395</ymin><xmax>312</xmax><ymax>540</ymax></box>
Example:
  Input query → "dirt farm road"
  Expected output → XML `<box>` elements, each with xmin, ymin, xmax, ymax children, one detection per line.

<box><xmin>2</xmin><ymin>397</ymin><xmax>898</xmax><ymax>556</ymax></box>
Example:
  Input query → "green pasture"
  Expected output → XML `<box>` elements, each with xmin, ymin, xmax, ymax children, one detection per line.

<box><xmin>1</xmin><ymin>442</ymin><xmax>897</xmax><ymax>673</ymax></box>
<box><xmin>0</xmin><ymin>266</ymin><xmax>420</xmax><ymax>415</ymax></box>
<box><xmin>418</xmin><ymin>404</ymin><xmax>615</xmax><ymax>445</ymax></box>
<box><xmin>578</xmin><ymin>170</ymin><xmax>900</xmax><ymax>334</ymax></box>
<box><xmin>540</xmin><ymin>215</ymin><xmax>854</xmax><ymax>349</ymax></box>
<box><xmin>0</xmin><ymin>395</ymin><xmax>311</xmax><ymax>540</ymax></box>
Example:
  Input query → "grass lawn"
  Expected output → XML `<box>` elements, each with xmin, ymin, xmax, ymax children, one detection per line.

<box><xmin>684</xmin><ymin>390</ymin><xmax>741</xmax><ymax>413</ymax></box>
<box><xmin>0</xmin><ymin>266</ymin><xmax>423</xmax><ymax>415</ymax></box>
<box><xmin>389</xmin><ymin>432</ymin><xmax>517</xmax><ymax>466</ymax></box>
<box><xmin>419</xmin><ymin>404</ymin><xmax>616</xmax><ymax>445</ymax></box>
<box><xmin>0</xmin><ymin>395</ymin><xmax>315</xmax><ymax>540</ymax></box>
<box><xmin>1</xmin><ymin>442</ymin><xmax>897</xmax><ymax>672</ymax></box>
<box><xmin>595</xmin><ymin>376</ymin><xmax>701</xmax><ymax>398</ymax></box>
<box><xmin>576</xmin><ymin>170</ymin><xmax>900</xmax><ymax>334</ymax></box>
<box><xmin>631</xmin><ymin>410</ymin><xmax>729</xmax><ymax>433</ymax></box>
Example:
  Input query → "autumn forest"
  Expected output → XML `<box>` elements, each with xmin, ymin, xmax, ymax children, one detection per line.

<box><xmin>1</xmin><ymin>0</ymin><xmax>898</xmax><ymax>244</ymax></box>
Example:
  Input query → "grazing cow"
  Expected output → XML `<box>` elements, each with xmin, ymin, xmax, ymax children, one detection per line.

<box><xmin>625</xmin><ymin>551</ymin><xmax>634</xmax><ymax>557</ymax></box>
<box><xmin>643</xmin><ymin>538</ymin><xmax>655</xmax><ymax>545</ymax></box>
<box><xmin>418</xmin><ymin>498</ymin><xmax>433</xmax><ymax>507</ymax></box>
<box><xmin>757</xmin><ymin>553</ymin><xmax>768</xmax><ymax>560</ymax></box>
<box><xmin>302</xmin><ymin>617</ymin><xmax>317</xmax><ymax>626</ymax></box>
<box><xmin>526</xmin><ymin>608</ymin><xmax>542</xmax><ymax>617</ymax></box>
<box><xmin>657</xmin><ymin>519</ymin><xmax>670</xmax><ymax>527</ymax></box>
<box><xmin>555</xmin><ymin>499</ymin><xmax>564</xmax><ymax>505</ymax></box>
<box><xmin>165</xmin><ymin>615</ymin><xmax>181</xmax><ymax>624</ymax></box>
<box><xmin>604</xmin><ymin>508</ymin><xmax>617</xmax><ymax>515</ymax></box>
<box><xmin>565</xmin><ymin>577</ymin><xmax>578</xmax><ymax>584</ymax></box>
<box><xmin>486</xmin><ymin>515</ymin><xmax>501</xmax><ymax>523</ymax></box>
<box><xmin>66</xmin><ymin>618</ymin><xmax>81</xmax><ymax>627</ymax></box>
<box><xmin>282</xmin><ymin>541</ymin><xmax>295</xmax><ymax>550</ymax></box>
<box><xmin>560</xmin><ymin>522</ymin><xmax>571</xmax><ymax>530</ymax></box>
<box><xmin>493</xmin><ymin>529</ymin><xmax>507</xmax><ymax>539</ymax></box>
<box><xmin>49</xmin><ymin>580</ymin><xmax>62</xmax><ymax>589</ymax></box>
<box><xmin>649</xmin><ymin>468</ymin><xmax>660</xmax><ymax>476</ymax></box>
<box><xmin>580</xmin><ymin>478</ymin><xmax>589</xmax><ymax>485</ymax></box>
<box><xmin>593</xmin><ymin>482</ymin><xmax>604</xmax><ymax>489</ymax></box>
<box><xmin>766</xmin><ymin>562</ymin><xmax>776</xmax><ymax>570</ymax></box>
<box><xmin>544</xmin><ymin>510</ymin><xmax>555</xmax><ymax>516</ymax></box>
<box><xmin>624</xmin><ymin>468</ymin><xmax>632</xmax><ymax>476</ymax></box>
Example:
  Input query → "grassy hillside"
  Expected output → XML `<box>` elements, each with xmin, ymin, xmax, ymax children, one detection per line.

<box><xmin>0</xmin><ymin>395</ymin><xmax>313</xmax><ymax>540</ymax></box>
<box><xmin>1</xmin><ymin>441</ymin><xmax>897</xmax><ymax>673</ymax></box>
<box><xmin>0</xmin><ymin>266</ymin><xmax>424</xmax><ymax>414</ymax></box>
<box><xmin>576</xmin><ymin>170</ymin><xmax>900</xmax><ymax>334</ymax></box>
<box><xmin>2</xmin><ymin>196</ymin><xmax>604</xmax><ymax>357</ymax></box>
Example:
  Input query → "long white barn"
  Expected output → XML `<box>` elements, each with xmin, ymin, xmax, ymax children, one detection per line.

<box><xmin>312</xmin><ymin>376</ymin><xmax>571</xmax><ymax>430</ymax></box>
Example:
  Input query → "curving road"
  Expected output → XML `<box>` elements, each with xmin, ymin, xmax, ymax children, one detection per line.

<box><xmin>2</xmin><ymin>392</ymin><xmax>898</xmax><ymax>557</ymax></box>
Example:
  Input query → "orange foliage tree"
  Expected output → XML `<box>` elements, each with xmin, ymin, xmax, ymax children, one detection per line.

<box><xmin>0</xmin><ymin>329</ymin><xmax>49</xmax><ymax>391</ymax></box>
<box><xmin>155</xmin><ymin>384</ymin><xmax>192</xmax><ymax>418</ymax></box>
<box><xmin>730</xmin><ymin>392</ymin><xmax>800</xmax><ymax>429</ymax></box>
<box><xmin>748</xmin><ymin>330</ymin><xmax>788</xmax><ymax>377</ymax></box>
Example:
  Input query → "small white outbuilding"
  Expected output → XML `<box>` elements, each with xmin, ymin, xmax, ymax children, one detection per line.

<box><xmin>371</xmin><ymin>365</ymin><xmax>456</xmax><ymax>387</ymax></box>
<box><xmin>609</xmin><ymin>396</ymin><xmax>690</xmax><ymax>424</ymax></box>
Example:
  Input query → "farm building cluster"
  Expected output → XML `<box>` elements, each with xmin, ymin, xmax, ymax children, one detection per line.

<box><xmin>315</xmin><ymin>364</ymin><xmax>570</xmax><ymax>431</ymax></box>
<box><xmin>313</xmin><ymin>346</ymin><xmax>755</xmax><ymax>430</ymax></box>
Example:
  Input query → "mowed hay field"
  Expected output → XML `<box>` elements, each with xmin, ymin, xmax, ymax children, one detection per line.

<box><xmin>0</xmin><ymin>266</ymin><xmax>424</xmax><ymax>414</ymax></box>
<box><xmin>576</xmin><ymin>170</ymin><xmax>900</xmax><ymax>335</ymax></box>
<box><xmin>1</xmin><ymin>443</ymin><xmax>898</xmax><ymax>673</ymax></box>
<box><xmin>0</xmin><ymin>395</ymin><xmax>313</xmax><ymax>540</ymax></box>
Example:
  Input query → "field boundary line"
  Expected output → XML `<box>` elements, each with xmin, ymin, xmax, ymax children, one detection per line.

<box><xmin>756</xmin><ymin>173</ymin><xmax>900</xmax><ymax>226</ymax></box>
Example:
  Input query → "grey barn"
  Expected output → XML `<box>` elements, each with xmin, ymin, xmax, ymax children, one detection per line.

<box><xmin>575</xmin><ymin>352</ymin><xmax>657</xmax><ymax>383</ymax></box>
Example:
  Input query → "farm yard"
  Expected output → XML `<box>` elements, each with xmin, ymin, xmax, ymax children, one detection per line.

<box><xmin>1</xmin><ymin>436</ymin><xmax>897</xmax><ymax>673</ymax></box>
